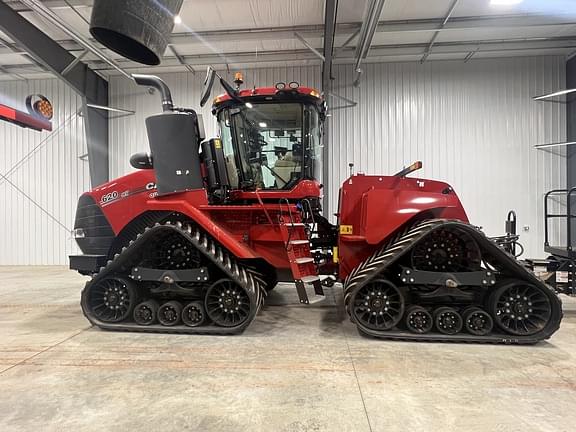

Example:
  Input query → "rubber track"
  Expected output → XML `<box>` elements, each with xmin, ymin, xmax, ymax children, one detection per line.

<box><xmin>344</xmin><ymin>219</ymin><xmax>563</xmax><ymax>344</ymax></box>
<box><xmin>81</xmin><ymin>221</ymin><xmax>266</xmax><ymax>335</ymax></box>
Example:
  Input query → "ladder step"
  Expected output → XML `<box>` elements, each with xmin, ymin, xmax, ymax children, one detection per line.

<box><xmin>301</xmin><ymin>275</ymin><xmax>320</xmax><ymax>283</ymax></box>
<box><xmin>294</xmin><ymin>257</ymin><xmax>314</xmax><ymax>264</ymax></box>
<box><xmin>289</xmin><ymin>239</ymin><xmax>309</xmax><ymax>245</ymax></box>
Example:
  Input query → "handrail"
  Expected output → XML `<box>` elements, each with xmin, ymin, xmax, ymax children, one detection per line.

<box><xmin>544</xmin><ymin>187</ymin><xmax>576</xmax><ymax>250</ymax></box>
<box><xmin>278</xmin><ymin>198</ymin><xmax>295</xmax><ymax>225</ymax></box>
<box><xmin>254</xmin><ymin>189</ymin><xmax>274</xmax><ymax>225</ymax></box>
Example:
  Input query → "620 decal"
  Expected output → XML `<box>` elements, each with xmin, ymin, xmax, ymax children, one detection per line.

<box><xmin>100</xmin><ymin>191</ymin><xmax>118</xmax><ymax>204</ymax></box>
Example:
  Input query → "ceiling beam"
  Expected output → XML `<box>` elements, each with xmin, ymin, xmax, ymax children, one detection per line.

<box><xmin>3</xmin><ymin>36</ymin><xmax>576</xmax><ymax>73</ymax></box>
<box><xmin>420</xmin><ymin>0</ymin><xmax>460</xmax><ymax>63</ymax></box>
<box><xmin>5</xmin><ymin>0</ymin><xmax>92</xmax><ymax>11</ymax></box>
<box><xmin>354</xmin><ymin>0</ymin><xmax>387</xmax><ymax>86</ymax></box>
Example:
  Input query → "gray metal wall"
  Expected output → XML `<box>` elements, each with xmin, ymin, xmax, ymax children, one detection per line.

<box><xmin>0</xmin><ymin>79</ymin><xmax>89</xmax><ymax>265</ymax></box>
<box><xmin>109</xmin><ymin>57</ymin><xmax>565</xmax><ymax>258</ymax></box>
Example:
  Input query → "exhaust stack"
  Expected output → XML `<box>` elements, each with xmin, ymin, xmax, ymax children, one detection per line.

<box><xmin>133</xmin><ymin>74</ymin><xmax>204</xmax><ymax>196</ymax></box>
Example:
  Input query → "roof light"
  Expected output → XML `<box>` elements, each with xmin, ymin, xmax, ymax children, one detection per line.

<box><xmin>174</xmin><ymin>15</ymin><xmax>182</xmax><ymax>24</ymax></box>
<box><xmin>309</xmin><ymin>90</ymin><xmax>320</xmax><ymax>98</ymax></box>
<box><xmin>234</xmin><ymin>72</ymin><xmax>244</xmax><ymax>88</ymax></box>
<box><xmin>275</xmin><ymin>82</ymin><xmax>286</xmax><ymax>90</ymax></box>
<box><xmin>245</xmin><ymin>102</ymin><xmax>253</xmax><ymax>109</ymax></box>
<box><xmin>289</xmin><ymin>81</ymin><xmax>299</xmax><ymax>89</ymax></box>
<box><xmin>490</xmin><ymin>0</ymin><xmax>523</xmax><ymax>5</ymax></box>
<box><xmin>258</xmin><ymin>122</ymin><xmax>267</xmax><ymax>128</ymax></box>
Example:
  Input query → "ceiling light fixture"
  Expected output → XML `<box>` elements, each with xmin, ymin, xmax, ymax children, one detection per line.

<box><xmin>174</xmin><ymin>15</ymin><xmax>182</xmax><ymax>24</ymax></box>
<box><xmin>534</xmin><ymin>141</ymin><xmax>576</xmax><ymax>149</ymax></box>
<box><xmin>533</xmin><ymin>88</ymin><xmax>576</xmax><ymax>100</ymax></box>
<box><xmin>258</xmin><ymin>122</ymin><xmax>267</xmax><ymax>128</ymax></box>
<box><xmin>490</xmin><ymin>0</ymin><xmax>524</xmax><ymax>5</ymax></box>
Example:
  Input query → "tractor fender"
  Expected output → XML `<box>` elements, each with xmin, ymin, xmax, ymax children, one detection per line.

<box><xmin>145</xmin><ymin>194</ymin><xmax>258</xmax><ymax>259</ymax></box>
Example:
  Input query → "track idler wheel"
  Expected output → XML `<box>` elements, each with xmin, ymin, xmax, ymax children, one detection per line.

<box><xmin>489</xmin><ymin>280</ymin><xmax>552</xmax><ymax>336</ymax></box>
<box><xmin>205</xmin><ymin>279</ymin><xmax>252</xmax><ymax>327</ymax></box>
<box><xmin>463</xmin><ymin>307</ymin><xmax>493</xmax><ymax>336</ymax></box>
<box><xmin>405</xmin><ymin>306</ymin><xmax>433</xmax><ymax>334</ymax></box>
<box><xmin>351</xmin><ymin>279</ymin><xmax>405</xmax><ymax>331</ymax></box>
<box><xmin>158</xmin><ymin>301</ymin><xmax>182</xmax><ymax>326</ymax></box>
<box><xmin>85</xmin><ymin>277</ymin><xmax>136</xmax><ymax>323</ymax></box>
<box><xmin>434</xmin><ymin>307</ymin><xmax>463</xmax><ymax>335</ymax></box>
<box><xmin>182</xmin><ymin>301</ymin><xmax>206</xmax><ymax>327</ymax></box>
<box><xmin>133</xmin><ymin>300</ymin><xmax>159</xmax><ymax>326</ymax></box>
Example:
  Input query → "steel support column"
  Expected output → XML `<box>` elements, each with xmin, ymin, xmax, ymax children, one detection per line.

<box><xmin>0</xmin><ymin>1</ymin><xmax>109</xmax><ymax>187</ymax></box>
<box><xmin>322</xmin><ymin>0</ymin><xmax>337</xmax><ymax>213</ymax></box>
<box><xmin>567</xmin><ymin>57</ymin><xmax>576</xmax><ymax>238</ymax></box>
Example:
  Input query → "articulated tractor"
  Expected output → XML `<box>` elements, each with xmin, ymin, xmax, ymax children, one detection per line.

<box><xmin>70</xmin><ymin>70</ymin><xmax>562</xmax><ymax>343</ymax></box>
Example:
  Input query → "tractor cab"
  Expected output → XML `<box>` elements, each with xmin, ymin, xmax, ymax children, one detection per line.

<box><xmin>201</xmin><ymin>69</ymin><xmax>325</xmax><ymax>202</ymax></box>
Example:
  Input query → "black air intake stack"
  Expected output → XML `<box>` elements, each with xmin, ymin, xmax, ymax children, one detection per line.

<box><xmin>133</xmin><ymin>74</ymin><xmax>205</xmax><ymax>196</ymax></box>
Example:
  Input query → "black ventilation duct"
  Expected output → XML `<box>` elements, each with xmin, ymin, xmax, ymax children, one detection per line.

<box><xmin>90</xmin><ymin>0</ymin><xmax>184</xmax><ymax>66</ymax></box>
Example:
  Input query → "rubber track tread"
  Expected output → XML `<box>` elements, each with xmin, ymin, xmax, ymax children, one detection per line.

<box><xmin>81</xmin><ymin>221</ymin><xmax>266</xmax><ymax>335</ymax></box>
<box><xmin>344</xmin><ymin>219</ymin><xmax>563</xmax><ymax>344</ymax></box>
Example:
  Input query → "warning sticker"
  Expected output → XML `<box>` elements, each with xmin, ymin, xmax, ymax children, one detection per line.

<box><xmin>556</xmin><ymin>271</ymin><xmax>569</xmax><ymax>283</ymax></box>
<box><xmin>340</xmin><ymin>225</ymin><xmax>353</xmax><ymax>235</ymax></box>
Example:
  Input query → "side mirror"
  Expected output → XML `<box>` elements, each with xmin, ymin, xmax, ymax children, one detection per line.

<box><xmin>130</xmin><ymin>152</ymin><xmax>154</xmax><ymax>169</ymax></box>
<box><xmin>200</xmin><ymin>67</ymin><xmax>216</xmax><ymax>107</ymax></box>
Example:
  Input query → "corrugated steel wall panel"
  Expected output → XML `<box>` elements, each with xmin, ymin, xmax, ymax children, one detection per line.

<box><xmin>0</xmin><ymin>79</ymin><xmax>89</xmax><ymax>265</ymax></box>
<box><xmin>110</xmin><ymin>57</ymin><xmax>565</xmax><ymax>258</ymax></box>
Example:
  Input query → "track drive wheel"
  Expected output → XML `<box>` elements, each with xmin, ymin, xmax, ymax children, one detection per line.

<box><xmin>133</xmin><ymin>300</ymin><xmax>159</xmax><ymax>326</ymax></box>
<box><xmin>489</xmin><ymin>280</ymin><xmax>552</xmax><ymax>336</ymax></box>
<box><xmin>405</xmin><ymin>306</ymin><xmax>433</xmax><ymax>334</ymax></box>
<box><xmin>411</xmin><ymin>228</ymin><xmax>481</xmax><ymax>272</ymax></box>
<box><xmin>351</xmin><ymin>279</ymin><xmax>405</xmax><ymax>331</ymax></box>
<box><xmin>182</xmin><ymin>301</ymin><xmax>206</xmax><ymax>327</ymax></box>
<box><xmin>205</xmin><ymin>279</ymin><xmax>252</xmax><ymax>327</ymax></box>
<box><xmin>84</xmin><ymin>277</ymin><xmax>137</xmax><ymax>323</ymax></box>
<box><xmin>463</xmin><ymin>307</ymin><xmax>493</xmax><ymax>336</ymax></box>
<box><xmin>434</xmin><ymin>307</ymin><xmax>463</xmax><ymax>335</ymax></box>
<box><xmin>158</xmin><ymin>301</ymin><xmax>183</xmax><ymax>326</ymax></box>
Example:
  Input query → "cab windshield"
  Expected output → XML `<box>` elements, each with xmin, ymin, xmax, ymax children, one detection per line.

<box><xmin>217</xmin><ymin>102</ymin><xmax>322</xmax><ymax>190</ymax></box>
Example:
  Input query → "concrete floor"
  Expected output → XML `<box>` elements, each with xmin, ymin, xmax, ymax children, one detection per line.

<box><xmin>0</xmin><ymin>267</ymin><xmax>575</xmax><ymax>432</ymax></box>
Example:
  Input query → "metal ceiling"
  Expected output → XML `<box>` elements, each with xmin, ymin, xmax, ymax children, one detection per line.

<box><xmin>0</xmin><ymin>0</ymin><xmax>576</xmax><ymax>80</ymax></box>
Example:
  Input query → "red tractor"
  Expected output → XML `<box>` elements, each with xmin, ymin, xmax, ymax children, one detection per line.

<box><xmin>70</xmin><ymin>70</ymin><xmax>562</xmax><ymax>343</ymax></box>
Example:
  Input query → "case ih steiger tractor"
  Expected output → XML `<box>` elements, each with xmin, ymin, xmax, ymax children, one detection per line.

<box><xmin>70</xmin><ymin>70</ymin><xmax>562</xmax><ymax>344</ymax></box>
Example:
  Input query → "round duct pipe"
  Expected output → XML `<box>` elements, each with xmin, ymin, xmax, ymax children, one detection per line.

<box><xmin>90</xmin><ymin>0</ymin><xmax>184</xmax><ymax>66</ymax></box>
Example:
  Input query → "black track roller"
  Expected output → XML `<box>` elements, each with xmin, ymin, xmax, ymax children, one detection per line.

<box><xmin>133</xmin><ymin>300</ymin><xmax>159</xmax><ymax>326</ymax></box>
<box><xmin>158</xmin><ymin>301</ymin><xmax>182</xmax><ymax>326</ymax></box>
<box><xmin>182</xmin><ymin>301</ymin><xmax>206</xmax><ymax>327</ymax></box>
<box><xmin>434</xmin><ymin>307</ymin><xmax>463</xmax><ymax>335</ymax></box>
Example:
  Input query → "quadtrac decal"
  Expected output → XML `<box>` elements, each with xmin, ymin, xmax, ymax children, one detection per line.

<box><xmin>99</xmin><ymin>182</ymin><xmax>157</xmax><ymax>207</ymax></box>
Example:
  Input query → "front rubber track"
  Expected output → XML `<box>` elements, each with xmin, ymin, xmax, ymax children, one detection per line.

<box><xmin>344</xmin><ymin>219</ymin><xmax>563</xmax><ymax>345</ymax></box>
<box><xmin>81</xmin><ymin>221</ymin><xmax>266</xmax><ymax>335</ymax></box>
